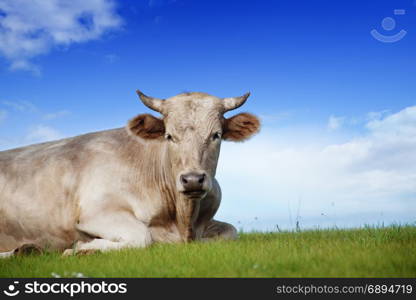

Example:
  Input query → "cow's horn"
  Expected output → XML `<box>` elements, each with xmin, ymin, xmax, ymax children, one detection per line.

<box><xmin>222</xmin><ymin>92</ymin><xmax>250</xmax><ymax>112</ymax></box>
<box><xmin>136</xmin><ymin>90</ymin><xmax>165</xmax><ymax>114</ymax></box>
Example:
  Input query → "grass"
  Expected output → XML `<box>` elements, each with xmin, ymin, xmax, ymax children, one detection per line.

<box><xmin>1</xmin><ymin>225</ymin><xmax>415</xmax><ymax>277</ymax></box>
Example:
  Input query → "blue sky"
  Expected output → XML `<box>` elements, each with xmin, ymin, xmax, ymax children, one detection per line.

<box><xmin>0</xmin><ymin>0</ymin><xmax>415</xmax><ymax>230</ymax></box>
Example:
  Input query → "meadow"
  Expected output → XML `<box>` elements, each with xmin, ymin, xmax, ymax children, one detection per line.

<box><xmin>1</xmin><ymin>225</ymin><xmax>415</xmax><ymax>277</ymax></box>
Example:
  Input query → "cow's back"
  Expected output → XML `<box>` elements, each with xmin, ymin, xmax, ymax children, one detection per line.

<box><xmin>0</xmin><ymin>128</ymin><xmax>128</xmax><ymax>251</ymax></box>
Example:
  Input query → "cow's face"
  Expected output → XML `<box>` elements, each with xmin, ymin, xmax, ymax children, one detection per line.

<box><xmin>127</xmin><ymin>91</ymin><xmax>260</xmax><ymax>199</ymax></box>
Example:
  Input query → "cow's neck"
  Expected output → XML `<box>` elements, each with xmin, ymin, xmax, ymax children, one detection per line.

<box><xmin>160</xmin><ymin>143</ymin><xmax>201</xmax><ymax>242</ymax></box>
<box><xmin>126</xmin><ymin>138</ymin><xmax>200</xmax><ymax>242</ymax></box>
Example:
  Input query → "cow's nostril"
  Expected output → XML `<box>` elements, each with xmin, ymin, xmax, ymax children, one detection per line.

<box><xmin>180</xmin><ymin>175</ymin><xmax>188</xmax><ymax>184</ymax></box>
<box><xmin>198</xmin><ymin>174</ymin><xmax>205</xmax><ymax>184</ymax></box>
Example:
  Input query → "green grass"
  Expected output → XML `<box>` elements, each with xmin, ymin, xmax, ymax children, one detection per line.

<box><xmin>1</xmin><ymin>226</ymin><xmax>415</xmax><ymax>277</ymax></box>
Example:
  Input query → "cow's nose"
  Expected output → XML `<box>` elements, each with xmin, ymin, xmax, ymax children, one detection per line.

<box><xmin>180</xmin><ymin>172</ymin><xmax>205</xmax><ymax>191</ymax></box>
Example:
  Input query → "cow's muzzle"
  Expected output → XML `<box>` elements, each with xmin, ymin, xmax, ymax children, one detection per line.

<box><xmin>180</xmin><ymin>172</ymin><xmax>207</xmax><ymax>197</ymax></box>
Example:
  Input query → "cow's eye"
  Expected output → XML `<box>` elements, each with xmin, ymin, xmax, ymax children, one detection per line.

<box><xmin>212</xmin><ymin>132</ymin><xmax>221</xmax><ymax>140</ymax></box>
<box><xmin>165</xmin><ymin>134</ymin><xmax>173</xmax><ymax>141</ymax></box>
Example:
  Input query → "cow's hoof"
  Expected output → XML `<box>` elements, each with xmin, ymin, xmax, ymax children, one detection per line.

<box><xmin>76</xmin><ymin>249</ymin><xmax>98</xmax><ymax>256</ymax></box>
<box><xmin>62</xmin><ymin>249</ymin><xmax>75</xmax><ymax>257</ymax></box>
<box><xmin>14</xmin><ymin>244</ymin><xmax>43</xmax><ymax>256</ymax></box>
<box><xmin>62</xmin><ymin>249</ymin><xmax>97</xmax><ymax>256</ymax></box>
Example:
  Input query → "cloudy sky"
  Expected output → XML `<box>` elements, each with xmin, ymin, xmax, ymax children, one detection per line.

<box><xmin>0</xmin><ymin>0</ymin><xmax>415</xmax><ymax>230</ymax></box>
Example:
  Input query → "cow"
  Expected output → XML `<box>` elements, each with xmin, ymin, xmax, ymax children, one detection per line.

<box><xmin>0</xmin><ymin>91</ymin><xmax>260</xmax><ymax>257</ymax></box>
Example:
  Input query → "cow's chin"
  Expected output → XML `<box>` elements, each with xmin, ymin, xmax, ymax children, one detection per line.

<box><xmin>181</xmin><ymin>190</ymin><xmax>207</xmax><ymax>199</ymax></box>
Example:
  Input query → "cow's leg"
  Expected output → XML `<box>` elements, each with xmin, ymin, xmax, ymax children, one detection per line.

<box><xmin>63</xmin><ymin>213</ymin><xmax>152</xmax><ymax>256</ymax></box>
<box><xmin>201</xmin><ymin>220</ymin><xmax>238</xmax><ymax>241</ymax></box>
<box><xmin>63</xmin><ymin>238</ymin><xmax>146</xmax><ymax>256</ymax></box>
<box><xmin>0</xmin><ymin>244</ymin><xmax>43</xmax><ymax>258</ymax></box>
<box><xmin>0</xmin><ymin>250</ymin><xmax>15</xmax><ymax>259</ymax></box>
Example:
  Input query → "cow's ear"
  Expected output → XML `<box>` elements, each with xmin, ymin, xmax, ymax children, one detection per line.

<box><xmin>127</xmin><ymin>114</ymin><xmax>165</xmax><ymax>139</ymax></box>
<box><xmin>223</xmin><ymin>113</ymin><xmax>260</xmax><ymax>142</ymax></box>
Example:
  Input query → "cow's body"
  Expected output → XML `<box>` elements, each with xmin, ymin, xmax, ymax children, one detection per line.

<box><xmin>0</xmin><ymin>91</ymin><xmax>259</xmax><ymax>256</ymax></box>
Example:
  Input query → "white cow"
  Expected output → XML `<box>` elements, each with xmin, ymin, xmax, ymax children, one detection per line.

<box><xmin>0</xmin><ymin>91</ymin><xmax>260</xmax><ymax>256</ymax></box>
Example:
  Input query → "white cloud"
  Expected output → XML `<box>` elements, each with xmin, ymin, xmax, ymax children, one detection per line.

<box><xmin>2</xmin><ymin>100</ymin><xmax>70</xmax><ymax>120</ymax></box>
<box><xmin>0</xmin><ymin>99</ymin><xmax>71</xmax><ymax>150</ymax></box>
<box><xmin>217</xmin><ymin>105</ymin><xmax>416</xmax><ymax>230</ymax></box>
<box><xmin>26</xmin><ymin>124</ymin><xmax>63</xmax><ymax>143</ymax></box>
<box><xmin>0</xmin><ymin>109</ymin><xmax>7</xmax><ymax>123</ymax></box>
<box><xmin>0</xmin><ymin>123</ymin><xmax>65</xmax><ymax>150</ymax></box>
<box><xmin>259</xmin><ymin>111</ymin><xmax>291</xmax><ymax>124</ymax></box>
<box><xmin>2</xmin><ymin>100</ymin><xmax>37</xmax><ymax>113</ymax></box>
<box><xmin>366</xmin><ymin>109</ymin><xmax>390</xmax><ymax>122</ymax></box>
<box><xmin>327</xmin><ymin>115</ymin><xmax>344</xmax><ymax>131</ymax></box>
<box><xmin>0</xmin><ymin>0</ymin><xmax>122</xmax><ymax>73</ymax></box>
<box><xmin>366</xmin><ymin>106</ymin><xmax>416</xmax><ymax>138</ymax></box>
<box><xmin>43</xmin><ymin>110</ymin><xmax>70</xmax><ymax>120</ymax></box>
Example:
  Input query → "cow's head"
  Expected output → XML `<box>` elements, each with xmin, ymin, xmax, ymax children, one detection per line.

<box><xmin>127</xmin><ymin>91</ymin><xmax>260</xmax><ymax>198</ymax></box>
<box><xmin>127</xmin><ymin>91</ymin><xmax>259</xmax><ymax>240</ymax></box>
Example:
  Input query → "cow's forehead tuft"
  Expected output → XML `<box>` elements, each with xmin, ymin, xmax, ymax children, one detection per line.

<box><xmin>164</xmin><ymin>92</ymin><xmax>222</xmax><ymax>113</ymax></box>
<box><xmin>167</xmin><ymin>92</ymin><xmax>219</xmax><ymax>101</ymax></box>
<box><xmin>176</xmin><ymin>91</ymin><xmax>212</xmax><ymax>98</ymax></box>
